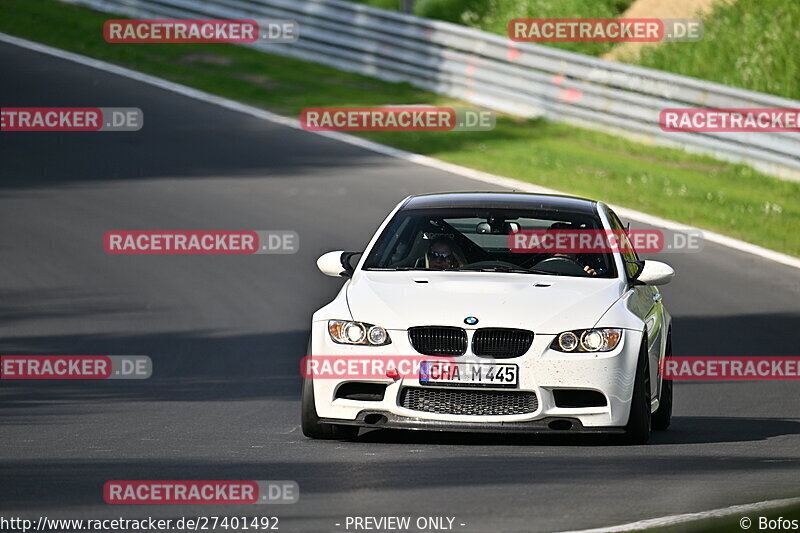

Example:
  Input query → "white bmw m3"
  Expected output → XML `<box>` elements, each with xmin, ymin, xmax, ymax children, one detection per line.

<box><xmin>302</xmin><ymin>192</ymin><xmax>674</xmax><ymax>444</ymax></box>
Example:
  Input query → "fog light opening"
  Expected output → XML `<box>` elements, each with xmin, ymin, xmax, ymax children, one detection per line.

<box><xmin>548</xmin><ymin>419</ymin><xmax>573</xmax><ymax>431</ymax></box>
<box><xmin>363</xmin><ymin>414</ymin><xmax>388</xmax><ymax>425</ymax></box>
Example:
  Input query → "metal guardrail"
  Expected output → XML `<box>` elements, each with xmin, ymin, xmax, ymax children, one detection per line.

<box><xmin>62</xmin><ymin>0</ymin><xmax>800</xmax><ymax>181</ymax></box>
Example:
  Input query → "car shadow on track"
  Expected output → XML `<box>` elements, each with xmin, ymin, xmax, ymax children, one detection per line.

<box><xmin>352</xmin><ymin>415</ymin><xmax>800</xmax><ymax>446</ymax></box>
<box><xmin>650</xmin><ymin>416</ymin><xmax>800</xmax><ymax>445</ymax></box>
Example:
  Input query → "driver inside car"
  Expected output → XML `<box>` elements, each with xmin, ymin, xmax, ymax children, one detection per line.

<box><xmin>554</xmin><ymin>252</ymin><xmax>598</xmax><ymax>276</ymax></box>
<box><xmin>424</xmin><ymin>237</ymin><xmax>466</xmax><ymax>270</ymax></box>
<box><xmin>545</xmin><ymin>222</ymin><xmax>599</xmax><ymax>276</ymax></box>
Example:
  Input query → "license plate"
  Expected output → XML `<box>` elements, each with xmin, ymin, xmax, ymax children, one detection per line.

<box><xmin>419</xmin><ymin>361</ymin><xmax>518</xmax><ymax>388</ymax></box>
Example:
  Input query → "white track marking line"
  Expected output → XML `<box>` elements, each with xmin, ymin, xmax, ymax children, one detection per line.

<box><xmin>558</xmin><ymin>496</ymin><xmax>800</xmax><ymax>532</ymax></box>
<box><xmin>1</xmin><ymin>32</ymin><xmax>798</xmax><ymax>271</ymax></box>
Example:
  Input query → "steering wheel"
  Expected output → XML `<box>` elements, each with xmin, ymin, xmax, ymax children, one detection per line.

<box><xmin>532</xmin><ymin>256</ymin><xmax>589</xmax><ymax>276</ymax></box>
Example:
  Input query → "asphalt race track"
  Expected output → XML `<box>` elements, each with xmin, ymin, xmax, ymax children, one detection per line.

<box><xmin>2</xmin><ymin>41</ymin><xmax>800</xmax><ymax>533</ymax></box>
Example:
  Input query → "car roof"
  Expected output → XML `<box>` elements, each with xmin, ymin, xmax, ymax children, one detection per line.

<box><xmin>401</xmin><ymin>191</ymin><xmax>598</xmax><ymax>215</ymax></box>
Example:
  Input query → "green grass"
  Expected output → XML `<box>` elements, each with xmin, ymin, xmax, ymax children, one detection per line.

<box><xmin>636</xmin><ymin>0</ymin><xmax>800</xmax><ymax>100</ymax></box>
<box><xmin>350</xmin><ymin>0</ymin><xmax>635</xmax><ymax>56</ymax></box>
<box><xmin>1</xmin><ymin>0</ymin><xmax>798</xmax><ymax>256</ymax></box>
<box><xmin>350</xmin><ymin>0</ymin><xmax>800</xmax><ymax>101</ymax></box>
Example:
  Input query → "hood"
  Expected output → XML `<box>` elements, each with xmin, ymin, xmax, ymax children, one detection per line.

<box><xmin>346</xmin><ymin>271</ymin><xmax>625</xmax><ymax>333</ymax></box>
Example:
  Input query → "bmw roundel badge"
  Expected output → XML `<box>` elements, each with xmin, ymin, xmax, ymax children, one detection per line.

<box><xmin>464</xmin><ymin>316</ymin><xmax>479</xmax><ymax>325</ymax></box>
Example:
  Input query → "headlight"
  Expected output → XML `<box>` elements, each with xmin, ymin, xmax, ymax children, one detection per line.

<box><xmin>551</xmin><ymin>329</ymin><xmax>622</xmax><ymax>353</ymax></box>
<box><xmin>558</xmin><ymin>331</ymin><xmax>579</xmax><ymax>351</ymax></box>
<box><xmin>328</xmin><ymin>320</ymin><xmax>392</xmax><ymax>346</ymax></box>
<box><xmin>367</xmin><ymin>325</ymin><xmax>388</xmax><ymax>345</ymax></box>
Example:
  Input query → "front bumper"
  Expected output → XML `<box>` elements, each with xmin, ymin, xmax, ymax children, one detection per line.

<box><xmin>309</xmin><ymin>322</ymin><xmax>644</xmax><ymax>432</ymax></box>
<box><xmin>321</xmin><ymin>411</ymin><xmax>626</xmax><ymax>434</ymax></box>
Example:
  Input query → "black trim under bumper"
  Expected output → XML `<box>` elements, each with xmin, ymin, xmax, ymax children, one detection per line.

<box><xmin>321</xmin><ymin>410</ymin><xmax>625</xmax><ymax>435</ymax></box>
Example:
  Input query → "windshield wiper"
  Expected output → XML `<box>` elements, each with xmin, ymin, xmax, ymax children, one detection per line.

<box><xmin>368</xmin><ymin>266</ymin><xmax>561</xmax><ymax>276</ymax></box>
<box><xmin>364</xmin><ymin>267</ymin><xmax>428</xmax><ymax>271</ymax></box>
<box><xmin>525</xmin><ymin>268</ymin><xmax>561</xmax><ymax>276</ymax></box>
<box><xmin>456</xmin><ymin>266</ymin><xmax>554</xmax><ymax>275</ymax></box>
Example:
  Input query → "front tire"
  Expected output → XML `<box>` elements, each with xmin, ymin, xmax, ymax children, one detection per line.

<box><xmin>301</xmin><ymin>359</ymin><xmax>359</xmax><ymax>440</ymax></box>
<box><xmin>652</xmin><ymin>332</ymin><xmax>673</xmax><ymax>431</ymax></box>
<box><xmin>621</xmin><ymin>338</ymin><xmax>652</xmax><ymax>444</ymax></box>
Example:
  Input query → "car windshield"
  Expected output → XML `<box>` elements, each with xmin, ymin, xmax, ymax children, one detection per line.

<box><xmin>362</xmin><ymin>207</ymin><xmax>617</xmax><ymax>278</ymax></box>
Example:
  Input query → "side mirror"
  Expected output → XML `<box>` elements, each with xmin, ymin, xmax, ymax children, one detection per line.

<box><xmin>317</xmin><ymin>251</ymin><xmax>361</xmax><ymax>278</ymax></box>
<box><xmin>637</xmin><ymin>260</ymin><xmax>675</xmax><ymax>286</ymax></box>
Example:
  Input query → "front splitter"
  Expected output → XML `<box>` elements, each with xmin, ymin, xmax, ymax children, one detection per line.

<box><xmin>321</xmin><ymin>410</ymin><xmax>626</xmax><ymax>434</ymax></box>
